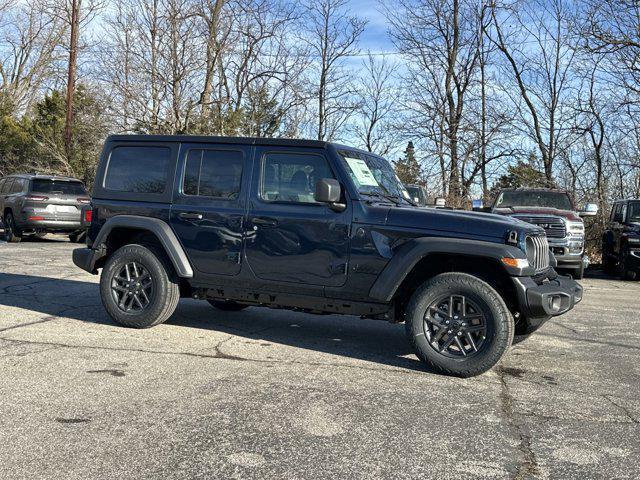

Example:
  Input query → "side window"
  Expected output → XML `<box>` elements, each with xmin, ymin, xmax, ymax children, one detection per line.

<box><xmin>104</xmin><ymin>146</ymin><xmax>171</xmax><ymax>193</ymax></box>
<box><xmin>622</xmin><ymin>203</ymin><xmax>628</xmax><ymax>222</ymax></box>
<box><xmin>0</xmin><ymin>179</ymin><xmax>5</xmax><ymax>194</ymax></box>
<box><xmin>2</xmin><ymin>179</ymin><xmax>14</xmax><ymax>194</ymax></box>
<box><xmin>261</xmin><ymin>153</ymin><xmax>334</xmax><ymax>204</ymax></box>
<box><xmin>11</xmin><ymin>179</ymin><xmax>25</xmax><ymax>193</ymax></box>
<box><xmin>183</xmin><ymin>149</ymin><xmax>243</xmax><ymax>199</ymax></box>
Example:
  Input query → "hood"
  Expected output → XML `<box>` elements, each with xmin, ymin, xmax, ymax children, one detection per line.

<box><xmin>493</xmin><ymin>206</ymin><xmax>581</xmax><ymax>222</ymax></box>
<box><xmin>385</xmin><ymin>206</ymin><xmax>542</xmax><ymax>243</ymax></box>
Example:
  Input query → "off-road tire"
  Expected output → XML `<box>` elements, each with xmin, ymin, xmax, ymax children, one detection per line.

<box><xmin>602</xmin><ymin>252</ymin><xmax>615</xmax><ymax>275</ymax></box>
<box><xmin>571</xmin><ymin>263</ymin><xmax>585</xmax><ymax>280</ymax></box>
<box><xmin>100</xmin><ymin>244</ymin><xmax>180</xmax><ymax>328</ymax></box>
<box><xmin>207</xmin><ymin>300</ymin><xmax>248</xmax><ymax>311</ymax></box>
<box><xmin>3</xmin><ymin>212</ymin><xmax>22</xmax><ymax>243</ymax></box>
<box><xmin>405</xmin><ymin>272</ymin><xmax>514</xmax><ymax>377</ymax></box>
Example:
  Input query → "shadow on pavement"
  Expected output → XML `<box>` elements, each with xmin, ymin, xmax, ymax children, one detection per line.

<box><xmin>0</xmin><ymin>272</ymin><xmax>424</xmax><ymax>372</ymax></box>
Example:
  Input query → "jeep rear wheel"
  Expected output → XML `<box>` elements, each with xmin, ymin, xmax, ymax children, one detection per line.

<box><xmin>405</xmin><ymin>272</ymin><xmax>514</xmax><ymax>377</ymax></box>
<box><xmin>3</xmin><ymin>212</ymin><xmax>22</xmax><ymax>243</ymax></box>
<box><xmin>100</xmin><ymin>244</ymin><xmax>180</xmax><ymax>328</ymax></box>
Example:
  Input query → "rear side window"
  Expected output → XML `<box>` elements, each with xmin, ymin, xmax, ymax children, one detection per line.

<box><xmin>104</xmin><ymin>146</ymin><xmax>171</xmax><ymax>193</ymax></box>
<box><xmin>10</xmin><ymin>179</ymin><xmax>25</xmax><ymax>193</ymax></box>
<box><xmin>31</xmin><ymin>180</ymin><xmax>86</xmax><ymax>195</ymax></box>
<box><xmin>1</xmin><ymin>179</ymin><xmax>13</xmax><ymax>194</ymax></box>
<box><xmin>183</xmin><ymin>149</ymin><xmax>243</xmax><ymax>199</ymax></box>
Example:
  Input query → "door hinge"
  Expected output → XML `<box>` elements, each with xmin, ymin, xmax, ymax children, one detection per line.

<box><xmin>226</xmin><ymin>252</ymin><xmax>241</xmax><ymax>264</ymax></box>
<box><xmin>329</xmin><ymin>262</ymin><xmax>347</xmax><ymax>275</ymax></box>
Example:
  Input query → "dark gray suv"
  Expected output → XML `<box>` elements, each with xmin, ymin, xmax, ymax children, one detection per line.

<box><xmin>0</xmin><ymin>174</ymin><xmax>90</xmax><ymax>243</ymax></box>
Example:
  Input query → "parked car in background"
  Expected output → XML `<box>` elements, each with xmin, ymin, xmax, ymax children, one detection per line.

<box><xmin>602</xmin><ymin>199</ymin><xmax>640</xmax><ymax>279</ymax></box>
<box><xmin>405</xmin><ymin>184</ymin><xmax>428</xmax><ymax>207</ymax></box>
<box><xmin>485</xmin><ymin>188</ymin><xmax>597</xmax><ymax>279</ymax></box>
<box><xmin>0</xmin><ymin>174</ymin><xmax>90</xmax><ymax>243</ymax></box>
<box><xmin>73</xmin><ymin>135</ymin><xmax>582</xmax><ymax>377</ymax></box>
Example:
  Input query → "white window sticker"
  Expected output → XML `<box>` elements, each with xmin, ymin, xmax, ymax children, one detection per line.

<box><xmin>344</xmin><ymin>157</ymin><xmax>379</xmax><ymax>187</ymax></box>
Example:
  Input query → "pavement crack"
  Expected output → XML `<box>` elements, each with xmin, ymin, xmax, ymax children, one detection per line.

<box><xmin>0</xmin><ymin>305</ymin><xmax>86</xmax><ymax>333</ymax></box>
<box><xmin>603</xmin><ymin>395</ymin><xmax>640</xmax><ymax>424</ymax></box>
<box><xmin>0</xmin><ymin>336</ymin><xmax>432</xmax><ymax>376</ymax></box>
<box><xmin>497</xmin><ymin>366</ymin><xmax>541</xmax><ymax>480</ymax></box>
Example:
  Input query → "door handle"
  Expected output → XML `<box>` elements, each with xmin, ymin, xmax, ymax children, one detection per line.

<box><xmin>252</xmin><ymin>217</ymin><xmax>278</xmax><ymax>227</ymax></box>
<box><xmin>179</xmin><ymin>212</ymin><xmax>203</xmax><ymax>221</ymax></box>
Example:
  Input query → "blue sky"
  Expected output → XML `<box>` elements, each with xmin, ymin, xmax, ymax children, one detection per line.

<box><xmin>348</xmin><ymin>0</ymin><xmax>394</xmax><ymax>53</ymax></box>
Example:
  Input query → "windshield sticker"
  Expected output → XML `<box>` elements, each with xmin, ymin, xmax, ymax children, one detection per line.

<box><xmin>344</xmin><ymin>157</ymin><xmax>379</xmax><ymax>187</ymax></box>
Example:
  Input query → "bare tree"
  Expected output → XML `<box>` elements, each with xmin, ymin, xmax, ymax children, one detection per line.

<box><xmin>352</xmin><ymin>53</ymin><xmax>399</xmax><ymax>155</ymax></box>
<box><xmin>304</xmin><ymin>0</ymin><xmax>365</xmax><ymax>141</ymax></box>
<box><xmin>0</xmin><ymin>0</ymin><xmax>65</xmax><ymax>113</ymax></box>
<box><xmin>386</xmin><ymin>0</ymin><xmax>481</xmax><ymax>202</ymax></box>
<box><xmin>488</xmin><ymin>0</ymin><xmax>577</xmax><ymax>181</ymax></box>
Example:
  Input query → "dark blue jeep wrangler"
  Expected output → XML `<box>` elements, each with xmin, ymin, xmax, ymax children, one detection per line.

<box><xmin>73</xmin><ymin>135</ymin><xmax>582</xmax><ymax>376</ymax></box>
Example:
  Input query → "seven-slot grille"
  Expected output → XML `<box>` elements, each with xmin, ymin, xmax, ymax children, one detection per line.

<box><xmin>513</xmin><ymin>215</ymin><xmax>566</xmax><ymax>238</ymax></box>
<box><xmin>528</xmin><ymin>235</ymin><xmax>550</xmax><ymax>272</ymax></box>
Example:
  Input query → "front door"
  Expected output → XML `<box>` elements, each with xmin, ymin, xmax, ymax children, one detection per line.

<box><xmin>245</xmin><ymin>148</ymin><xmax>350</xmax><ymax>287</ymax></box>
<box><xmin>170</xmin><ymin>144</ymin><xmax>250</xmax><ymax>277</ymax></box>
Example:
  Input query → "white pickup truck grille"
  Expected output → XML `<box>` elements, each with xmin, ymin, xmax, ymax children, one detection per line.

<box><xmin>513</xmin><ymin>215</ymin><xmax>566</xmax><ymax>238</ymax></box>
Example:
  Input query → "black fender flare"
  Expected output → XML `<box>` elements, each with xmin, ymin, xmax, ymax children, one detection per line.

<box><xmin>93</xmin><ymin>215</ymin><xmax>193</xmax><ymax>278</ymax></box>
<box><xmin>368</xmin><ymin>237</ymin><xmax>528</xmax><ymax>302</ymax></box>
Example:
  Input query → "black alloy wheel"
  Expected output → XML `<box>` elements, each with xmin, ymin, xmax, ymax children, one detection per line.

<box><xmin>111</xmin><ymin>261</ymin><xmax>154</xmax><ymax>312</ymax></box>
<box><xmin>423</xmin><ymin>294</ymin><xmax>487</xmax><ymax>358</ymax></box>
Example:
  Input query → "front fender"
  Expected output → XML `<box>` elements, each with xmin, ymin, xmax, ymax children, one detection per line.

<box><xmin>368</xmin><ymin>237</ymin><xmax>529</xmax><ymax>302</ymax></box>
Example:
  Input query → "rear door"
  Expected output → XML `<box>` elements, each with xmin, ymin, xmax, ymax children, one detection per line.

<box><xmin>27</xmin><ymin>179</ymin><xmax>89</xmax><ymax>223</ymax></box>
<box><xmin>170</xmin><ymin>143</ymin><xmax>251</xmax><ymax>277</ymax></box>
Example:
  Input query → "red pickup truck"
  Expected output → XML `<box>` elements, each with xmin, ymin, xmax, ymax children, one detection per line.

<box><xmin>487</xmin><ymin>188</ymin><xmax>597</xmax><ymax>279</ymax></box>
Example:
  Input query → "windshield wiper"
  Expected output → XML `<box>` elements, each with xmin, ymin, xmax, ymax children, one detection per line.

<box><xmin>359</xmin><ymin>191</ymin><xmax>416</xmax><ymax>207</ymax></box>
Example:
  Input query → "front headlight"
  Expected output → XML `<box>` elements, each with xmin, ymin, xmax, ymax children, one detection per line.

<box><xmin>566</xmin><ymin>221</ymin><xmax>584</xmax><ymax>235</ymax></box>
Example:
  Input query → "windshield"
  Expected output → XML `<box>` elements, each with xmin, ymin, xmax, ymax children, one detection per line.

<box><xmin>406</xmin><ymin>186</ymin><xmax>427</xmax><ymax>206</ymax></box>
<box><xmin>495</xmin><ymin>191</ymin><xmax>573</xmax><ymax>210</ymax></box>
<box><xmin>629</xmin><ymin>202</ymin><xmax>640</xmax><ymax>222</ymax></box>
<box><xmin>338</xmin><ymin>150</ymin><xmax>410</xmax><ymax>203</ymax></box>
<box><xmin>31</xmin><ymin>179</ymin><xmax>87</xmax><ymax>196</ymax></box>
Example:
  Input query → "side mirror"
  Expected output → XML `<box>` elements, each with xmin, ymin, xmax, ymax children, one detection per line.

<box><xmin>580</xmin><ymin>203</ymin><xmax>598</xmax><ymax>217</ymax></box>
<box><xmin>434</xmin><ymin>197</ymin><xmax>446</xmax><ymax>208</ymax></box>
<box><xmin>315</xmin><ymin>178</ymin><xmax>345</xmax><ymax>211</ymax></box>
<box><xmin>472</xmin><ymin>199</ymin><xmax>484</xmax><ymax>211</ymax></box>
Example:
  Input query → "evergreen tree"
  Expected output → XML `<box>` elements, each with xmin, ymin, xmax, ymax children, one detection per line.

<box><xmin>394</xmin><ymin>141</ymin><xmax>421</xmax><ymax>184</ymax></box>
<box><xmin>490</xmin><ymin>154</ymin><xmax>556</xmax><ymax>196</ymax></box>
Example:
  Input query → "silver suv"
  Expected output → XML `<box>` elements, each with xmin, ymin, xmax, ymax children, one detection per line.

<box><xmin>0</xmin><ymin>174</ymin><xmax>90</xmax><ymax>243</ymax></box>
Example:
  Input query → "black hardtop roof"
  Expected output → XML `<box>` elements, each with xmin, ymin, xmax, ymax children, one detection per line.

<box><xmin>105</xmin><ymin>134</ymin><xmax>377</xmax><ymax>157</ymax></box>
<box><xmin>2</xmin><ymin>173</ymin><xmax>82</xmax><ymax>182</ymax></box>
<box><xmin>498</xmin><ymin>187</ymin><xmax>570</xmax><ymax>194</ymax></box>
<box><xmin>107</xmin><ymin>134</ymin><xmax>330</xmax><ymax>148</ymax></box>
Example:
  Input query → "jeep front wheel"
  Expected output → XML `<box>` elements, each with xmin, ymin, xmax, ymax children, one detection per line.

<box><xmin>405</xmin><ymin>272</ymin><xmax>514</xmax><ymax>377</ymax></box>
<box><xmin>100</xmin><ymin>244</ymin><xmax>180</xmax><ymax>328</ymax></box>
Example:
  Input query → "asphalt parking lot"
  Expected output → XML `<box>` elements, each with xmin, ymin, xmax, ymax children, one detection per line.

<box><xmin>1</xmin><ymin>236</ymin><xmax>639</xmax><ymax>479</ymax></box>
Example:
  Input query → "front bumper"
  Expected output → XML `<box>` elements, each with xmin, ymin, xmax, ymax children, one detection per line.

<box><xmin>548</xmin><ymin>237</ymin><xmax>585</xmax><ymax>267</ymax></box>
<box><xmin>512</xmin><ymin>273</ymin><xmax>582</xmax><ymax>333</ymax></box>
